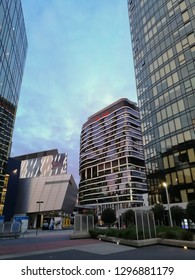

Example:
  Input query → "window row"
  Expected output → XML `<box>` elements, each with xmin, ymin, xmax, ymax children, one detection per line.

<box><xmin>156</xmin><ymin>99</ymin><xmax>185</xmax><ymax>123</ymax></box>
<box><xmin>143</xmin><ymin>127</ymin><xmax>194</xmax><ymax>149</ymax></box>
<box><xmin>166</xmin><ymin>167</ymin><xmax>195</xmax><ymax>185</ymax></box>
<box><xmin>160</xmin><ymin>130</ymin><xmax>194</xmax><ymax>152</ymax></box>
<box><xmin>163</xmin><ymin>148</ymin><xmax>195</xmax><ymax>169</ymax></box>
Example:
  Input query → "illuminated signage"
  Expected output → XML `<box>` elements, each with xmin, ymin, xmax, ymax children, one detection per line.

<box><xmin>94</xmin><ymin>111</ymin><xmax>109</xmax><ymax>121</ymax></box>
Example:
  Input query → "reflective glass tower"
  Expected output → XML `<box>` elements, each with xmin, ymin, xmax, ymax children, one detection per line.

<box><xmin>0</xmin><ymin>0</ymin><xmax>27</xmax><ymax>214</ymax></box>
<box><xmin>127</xmin><ymin>0</ymin><xmax>195</xmax><ymax>204</ymax></box>
<box><xmin>79</xmin><ymin>98</ymin><xmax>147</xmax><ymax>212</ymax></box>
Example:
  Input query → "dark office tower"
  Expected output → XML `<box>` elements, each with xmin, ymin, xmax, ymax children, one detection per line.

<box><xmin>79</xmin><ymin>98</ymin><xmax>147</xmax><ymax>212</ymax></box>
<box><xmin>127</xmin><ymin>0</ymin><xmax>195</xmax><ymax>205</ymax></box>
<box><xmin>0</xmin><ymin>0</ymin><xmax>28</xmax><ymax>214</ymax></box>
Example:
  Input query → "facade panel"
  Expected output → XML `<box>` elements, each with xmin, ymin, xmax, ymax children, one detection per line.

<box><xmin>16</xmin><ymin>150</ymin><xmax>68</xmax><ymax>178</ymax></box>
<box><xmin>13</xmin><ymin>150</ymin><xmax>78</xmax><ymax>227</ymax></box>
<box><xmin>127</xmin><ymin>0</ymin><xmax>195</xmax><ymax>204</ymax></box>
<box><xmin>14</xmin><ymin>174</ymin><xmax>77</xmax><ymax>214</ymax></box>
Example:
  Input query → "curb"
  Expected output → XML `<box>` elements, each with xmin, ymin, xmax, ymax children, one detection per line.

<box><xmin>98</xmin><ymin>235</ymin><xmax>195</xmax><ymax>249</ymax></box>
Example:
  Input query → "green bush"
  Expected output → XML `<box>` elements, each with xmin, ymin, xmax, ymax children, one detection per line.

<box><xmin>156</xmin><ymin>225</ymin><xmax>193</xmax><ymax>241</ymax></box>
<box><xmin>160</xmin><ymin>230</ymin><xmax>177</xmax><ymax>239</ymax></box>
<box><xmin>89</xmin><ymin>225</ymin><xmax>194</xmax><ymax>241</ymax></box>
<box><xmin>178</xmin><ymin>230</ymin><xmax>193</xmax><ymax>241</ymax></box>
<box><xmin>122</xmin><ymin>227</ymin><xmax>137</xmax><ymax>240</ymax></box>
<box><xmin>106</xmin><ymin>228</ymin><xmax>119</xmax><ymax>237</ymax></box>
<box><xmin>89</xmin><ymin>229</ymin><xmax>107</xmax><ymax>238</ymax></box>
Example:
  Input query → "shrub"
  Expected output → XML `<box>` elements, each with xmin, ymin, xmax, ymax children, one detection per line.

<box><xmin>161</xmin><ymin>230</ymin><xmax>177</xmax><ymax>239</ymax></box>
<box><xmin>156</xmin><ymin>225</ymin><xmax>193</xmax><ymax>241</ymax></box>
<box><xmin>122</xmin><ymin>226</ymin><xmax>137</xmax><ymax>240</ymax></box>
<box><xmin>178</xmin><ymin>230</ymin><xmax>193</xmax><ymax>241</ymax></box>
<box><xmin>89</xmin><ymin>225</ymin><xmax>194</xmax><ymax>242</ymax></box>
<box><xmin>89</xmin><ymin>229</ymin><xmax>107</xmax><ymax>238</ymax></box>
<box><xmin>106</xmin><ymin>228</ymin><xmax>119</xmax><ymax>237</ymax></box>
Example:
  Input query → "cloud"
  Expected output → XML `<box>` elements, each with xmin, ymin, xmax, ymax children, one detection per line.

<box><xmin>11</xmin><ymin>0</ymin><xmax>137</xmax><ymax>184</ymax></box>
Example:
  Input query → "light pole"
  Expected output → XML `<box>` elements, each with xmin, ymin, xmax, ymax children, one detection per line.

<box><xmin>96</xmin><ymin>199</ymin><xmax>98</xmax><ymax>215</ymax></box>
<box><xmin>162</xmin><ymin>183</ymin><xmax>173</xmax><ymax>227</ymax></box>
<box><xmin>36</xmin><ymin>201</ymin><xmax>44</xmax><ymax>235</ymax></box>
<box><xmin>116</xmin><ymin>194</ymin><xmax>120</xmax><ymax>229</ymax></box>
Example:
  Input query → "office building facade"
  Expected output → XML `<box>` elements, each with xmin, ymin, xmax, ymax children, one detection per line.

<box><xmin>127</xmin><ymin>0</ymin><xmax>195</xmax><ymax>204</ymax></box>
<box><xmin>0</xmin><ymin>0</ymin><xmax>28</xmax><ymax>214</ymax></box>
<box><xmin>79</xmin><ymin>98</ymin><xmax>147</xmax><ymax>212</ymax></box>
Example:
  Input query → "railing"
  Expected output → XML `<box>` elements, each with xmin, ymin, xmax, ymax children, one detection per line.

<box><xmin>0</xmin><ymin>222</ymin><xmax>21</xmax><ymax>239</ymax></box>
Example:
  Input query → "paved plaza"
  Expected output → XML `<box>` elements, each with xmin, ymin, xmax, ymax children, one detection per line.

<box><xmin>0</xmin><ymin>229</ymin><xmax>195</xmax><ymax>260</ymax></box>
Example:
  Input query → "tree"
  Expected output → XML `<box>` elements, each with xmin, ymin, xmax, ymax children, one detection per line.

<box><xmin>123</xmin><ymin>209</ymin><xmax>134</xmax><ymax>227</ymax></box>
<box><xmin>152</xmin><ymin>204</ymin><xmax>165</xmax><ymax>225</ymax></box>
<box><xmin>101</xmin><ymin>208</ymin><xmax>116</xmax><ymax>227</ymax></box>
<box><xmin>186</xmin><ymin>200</ymin><xmax>195</xmax><ymax>224</ymax></box>
<box><xmin>170</xmin><ymin>205</ymin><xmax>185</xmax><ymax>226</ymax></box>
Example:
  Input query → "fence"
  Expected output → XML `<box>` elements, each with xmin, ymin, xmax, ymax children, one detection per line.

<box><xmin>0</xmin><ymin>222</ymin><xmax>21</xmax><ymax>239</ymax></box>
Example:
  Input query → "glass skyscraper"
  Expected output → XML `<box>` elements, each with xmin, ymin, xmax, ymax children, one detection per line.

<box><xmin>0</xmin><ymin>0</ymin><xmax>27</xmax><ymax>214</ymax></box>
<box><xmin>79</xmin><ymin>98</ymin><xmax>147</xmax><ymax>212</ymax></box>
<box><xmin>127</xmin><ymin>0</ymin><xmax>195</xmax><ymax>205</ymax></box>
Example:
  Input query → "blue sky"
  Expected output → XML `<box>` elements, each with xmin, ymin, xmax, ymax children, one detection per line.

<box><xmin>11</xmin><ymin>0</ymin><xmax>137</xmax><ymax>184</ymax></box>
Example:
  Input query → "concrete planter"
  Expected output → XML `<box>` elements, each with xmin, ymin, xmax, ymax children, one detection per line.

<box><xmin>98</xmin><ymin>235</ymin><xmax>195</xmax><ymax>249</ymax></box>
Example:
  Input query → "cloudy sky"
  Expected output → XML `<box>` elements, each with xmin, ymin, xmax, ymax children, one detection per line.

<box><xmin>11</xmin><ymin>0</ymin><xmax>137</xmax><ymax>184</ymax></box>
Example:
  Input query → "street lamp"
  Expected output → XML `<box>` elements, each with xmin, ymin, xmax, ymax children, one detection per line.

<box><xmin>36</xmin><ymin>201</ymin><xmax>44</xmax><ymax>235</ymax></box>
<box><xmin>96</xmin><ymin>199</ymin><xmax>98</xmax><ymax>215</ymax></box>
<box><xmin>116</xmin><ymin>194</ymin><xmax>120</xmax><ymax>229</ymax></box>
<box><xmin>162</xmin><ymin>183</ymin><xmax>173</xmax><ymax>227</ymax></box>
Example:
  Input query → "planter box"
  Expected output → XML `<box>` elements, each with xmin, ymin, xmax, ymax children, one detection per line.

<box><xmin>98</xmin><ymin>235</ymin><xmax>195</xmax><ymax>249</ymax></box>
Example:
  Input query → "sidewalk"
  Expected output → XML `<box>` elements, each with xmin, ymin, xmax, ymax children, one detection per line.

<box><xmin>0</xmin><ymin>229</ymin><xmax>100</xmax><ymax>259</ymax></box>
<box><xmin>0</xmin><ymin>229</ymin><xmax>195</xmax><ymax>260</ymax></box>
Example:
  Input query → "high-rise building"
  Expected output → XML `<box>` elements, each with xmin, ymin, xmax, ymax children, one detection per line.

<box><xmin>127</xmin><ymin>0</ymin><xmax>195</xmax><ymax>205</ymax></box>
<box><xmin>0</xmin><ymin>0</ymin><xmax>28</xmax><ymax>214</ymax></box>
<box><xmin>79</xmin><ymin>98</ymin><xmax>147</xmax><ymax>212</ymax></box>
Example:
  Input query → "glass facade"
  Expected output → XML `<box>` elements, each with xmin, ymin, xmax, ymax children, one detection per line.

<box><xmin>0</xmin><ymin>0</ymin><xmax>27</xmax><ymax>214</ymax></box>
<box><xmin>79</xmin><ymin>98</ymin><xmax>147</xmax><ymax>212</ymax></box>
<box><xmin>127</xmin><ymin>0</ymin><xmax>195</xmax><ymax>204</ymax></box>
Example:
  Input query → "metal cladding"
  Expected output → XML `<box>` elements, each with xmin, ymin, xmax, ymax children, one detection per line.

<box><xmin>14</xmin><ymin>174</ymin><xmax>78</xmax><ymax>214</ymax></box>
<box><xmin>14</xmin><ymin>150</ymin><xmax>77</xmax><ymax>215</ymax></box>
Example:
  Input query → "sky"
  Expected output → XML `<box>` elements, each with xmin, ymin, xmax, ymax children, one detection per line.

<box><xmin>11</xmin><ymin>0</ymin><xmax>137</xmax><ymax>185</ymax></box>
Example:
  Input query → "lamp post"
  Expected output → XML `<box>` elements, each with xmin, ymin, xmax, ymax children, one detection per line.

<box><xmin>96</xmin><ymin>199</ymin><xmax>98</xmax><ymax>215</ymax></box>
<box><xmin>162</xmin><ymin>183</ymin><xmax>173</xmax><ymax>227</ymax></box>
<box><xmin>116</xmin><ymin>194</ymin><xmax>120</xmax><ymax>229</ymax></box>
<box><xmin>36</xmin><ymin>201</ymin><xmax>44</xmax><ymax>235</ymax></box>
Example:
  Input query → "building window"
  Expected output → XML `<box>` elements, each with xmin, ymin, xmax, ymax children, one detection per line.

<box><xmin>182</xmin><ymin>11</ymin><xmax>190</xmax><ymax>23</ymax></box>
